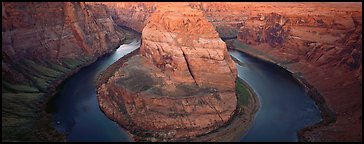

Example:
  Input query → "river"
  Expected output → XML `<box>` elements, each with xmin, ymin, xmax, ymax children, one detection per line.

<box><xmin>47</xmin><ymin>38</ymin><xmax>321</xmax><ymax>142</ymax></box>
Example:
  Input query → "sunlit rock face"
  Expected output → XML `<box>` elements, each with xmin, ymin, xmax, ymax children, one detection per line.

<box><xmin>197</xmin><ymin>2</ymin><xmax>362</xmax><ymax>142</ymax></box>
<box><xmin>97</xmin><ymin>4</ymin><xmax>238</xmax><ymax>141</ymax></box>
<box><xmin>140</xmin><ymin>3</ymin><xmax>237</xmax><ymax>91</ymax></box>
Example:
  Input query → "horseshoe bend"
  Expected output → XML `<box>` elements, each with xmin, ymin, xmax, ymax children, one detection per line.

<box><xmin>96</xmin><ymin>4</ymin><xmax>247</xmax><ymax>141</ymax></box>
<box><xmin>2</xmin><ymin>2</ymin><xmax>362</xmax><ymax>142</ymax></box>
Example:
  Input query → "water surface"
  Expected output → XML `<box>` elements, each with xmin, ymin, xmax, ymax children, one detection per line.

<box><xmin>47</xmin><ymin>39</ymin><xmax>140</xmax><ymax>142</ymax></box>
<box><xmin>48</xmin><ymin>40</ymin><xmax>321</xmax><ymax>142</ymax></box>
<box><xmin>229</xmin><ymin>50</ymin><xmax>321</xmax><ymax>142</ymax></box>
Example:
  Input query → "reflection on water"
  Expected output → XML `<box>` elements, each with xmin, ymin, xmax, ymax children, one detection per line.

<box><xmin>47</xmin><ymin>40</ymin><xmax>321</xmax><ymax>142</ymax></box>
<box><xmin>47</xmin><ymin>39</ymin><xmax>140</xmax><ymax>142</ymax></box>
<box><xmin>229</xmin><ymin>50</ymin><xmax>321</xmax><ymax>142</ymax></box>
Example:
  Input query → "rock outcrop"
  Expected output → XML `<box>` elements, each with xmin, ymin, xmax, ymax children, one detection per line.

<box><xmin>2</xmin><ymin>2</ymin><xmax>125</xmax><ymax>141</ymax></box>
<box><xmin>96</xmin><ymin>2</ymin><xmax>362</xmax><ymax>142</ymax></box>
<box><xmin>198</xmin><ymin>2</ymin><xmax>362</xmax><ymax>142</ymax></box>
<box><xmin>140</xmin><ymin>3</ymin><xmax>237</xmax><ymax>91</ymax></box>
<box><xmin>98</xmin><ymin>2</ymin><xmax>157</xmax><ymax>32</ymax></box>
<box><xmin>2</xmin><ymin>2</ymin><xmax>125</xmax><ymax>85</ymax></box>
<box><xmin>97</xmin><ymin>4</ymin><xmax>237</xmax><ymax>141</ymax></box>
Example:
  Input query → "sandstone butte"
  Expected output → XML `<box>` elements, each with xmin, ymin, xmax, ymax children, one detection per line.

<box><xmin>97</xmin><ymin>3</ymin><xmax>238</xmax><ymax>141</ymax></box>
<box><xmin>2</xmin><ymin>2</ymin><xmax>362</xmax><ymax>142</ymax></box>
<box><xmin>99</xmin><ymin>2</ymin><xmax>362</xmax><ymax>142</ymax></box>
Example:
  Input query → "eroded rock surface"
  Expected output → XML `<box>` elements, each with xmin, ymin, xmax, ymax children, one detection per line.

<box><xmin>2</xmin><ymin>2</ymin><xmax>126</xmax><ymax>141</ymax></box>
<box><xmin>97</xmin><ymin>4</ymin><xmax>237</xmax><ymax>141</ymax></box>
<box><xmin>97</xmin><ymin>2</ymin><xmax>362</xmax><ymax>142</ymax></box>
<box><xmin>2</xmin><ymin>2</ymin><xmax>125</xmax><ymax>85</ymax></box>
<box><xmin>199</xmin><ymin>2</ymin><xmax>362</xmax><ymax>142</ymax></box>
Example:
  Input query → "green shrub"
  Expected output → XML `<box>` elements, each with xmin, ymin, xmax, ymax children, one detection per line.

<box><xmin>236</xmin><ymin>78</ymin><xmax>250</xmax><ymax>106</ymax></box>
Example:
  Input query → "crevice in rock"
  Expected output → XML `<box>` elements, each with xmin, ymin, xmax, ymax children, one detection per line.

<box><xmin>181</xmin><ymin>48</ymin><xmax>198</xmax><ymax>86</ymax></box>
<box><xmin>200</xmin><ymin>97</ymin><xmax>224</xmax><ymax>123</ymax></box>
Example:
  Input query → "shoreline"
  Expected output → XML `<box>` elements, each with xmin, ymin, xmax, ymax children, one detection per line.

<box><xmin>34</xmin><ymin>28</ymin><xmax>139</xmax><ymax>141</ymax></box>
<box><xmin>95</xmin><ymin>48</ymin><xmax>260</xmax><ymax>142</ymax></box>
<box><xmin>187</xmin><ymin>77</ymin><xmax>260</xmax><ymax>142</ymax></box>
<box><xmin>228</xmin><ymin>44</ymin><xmax>336</xmax><ymax>142</ymax></box>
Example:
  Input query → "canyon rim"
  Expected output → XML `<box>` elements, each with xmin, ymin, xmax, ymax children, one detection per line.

<box><xmin>2</xmin><ymin>2</ymin><xmax>362</xmax><ymax>142</ymax></box>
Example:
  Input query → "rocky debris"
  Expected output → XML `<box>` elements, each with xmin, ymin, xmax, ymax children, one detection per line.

<box><xmin>97</xmin><ymin>4</ymin><xmax>237</xmax><ymax>141</ymax></box>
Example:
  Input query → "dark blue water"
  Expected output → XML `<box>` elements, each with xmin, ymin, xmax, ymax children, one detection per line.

<box><xmin>229</xmin><ymin>50</ymin><xmax>321</xmax><ymax>142</ymax></box>
<box><xmin>47</xmin><ymin>39</ymin><xmax>321</xmax><ymax>142</ymax></box>
<box><xmin>47</xmin><ymin>39</ymin><xmax>140</xmax><ymax>142</ymax></box>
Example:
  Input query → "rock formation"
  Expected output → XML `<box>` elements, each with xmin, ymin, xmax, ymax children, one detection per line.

<box><xmin>98</xmin><ymin>2</ymin><xmax>157</xmax><ymax>32</ymax></box>
<box><xmin>97</xmin><ymin>3</ymin><xmax>237</xmax><ymax>141</ymax></box>
<box><xmin>2</xmin><ymin>2</ymin><xmax>125</xmax><ymax>141</ymax></box>
<box><xmin>96</xmin><ymin>2</ymin><xmax>362</xmax><ymax>142</ymax></box>
<box><xmin>2</xmin><ymin>2</ymin><xmax>125</xmax><ymax>85</ymax></box>
<box><xmin>198</xmin><ymin>2</ymin><xmax>362</xmax><ymax>142</ymax></box>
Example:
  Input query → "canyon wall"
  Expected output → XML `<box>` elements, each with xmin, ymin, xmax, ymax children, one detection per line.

<box><xmin>2</xmin><ymin>2</ymin><xmax>125</xmax><ymax>141</ymax></box>
<box><xmin>99</xmin><ymin>2</ymin><xmax>362</xmax><ymax>142</ymax></box>
<box><xmin>97</xmin><ymin>4</ymin><xmax>238</xmax><ymax>141</ymax></box>
<box><xmin>96</xmin><ymin>2</ymin><xmax>157</xmax><ymax>32</ymax></box>
<box><xmin>2</xmin><ymin>2</ymin><xmax>361</xmax><ymax>142</ymax></box>
<box><xmin>198</xmin><ymin>2</ymin><xmax>362</xmax><ymax>142</ymax></box>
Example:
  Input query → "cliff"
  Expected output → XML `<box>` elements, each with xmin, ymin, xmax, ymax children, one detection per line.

<box><xmin>198</xmin><ymin>2</ymin><xmax>362</xmax><ymax>142</ymax></box>
<box><xmin>2</xmin><ymin>2</ymin><xmax>125</xmax><ymax>141</ymax></box>
<box><xmin>98</xmin><ymin>2</ymin><xmax>157</xmax><ymax>32</ymax></box>
<box><xmin>97</xmin><ymin>4</ymin><xmax>238</xmax><ymax>141</ymax></box>
<box><xmin>96</xmin><ymin>2</ymin><xmax>362</xmax><ymax>142</ymax></box>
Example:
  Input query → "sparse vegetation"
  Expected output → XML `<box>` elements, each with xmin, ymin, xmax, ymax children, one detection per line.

<box><xmin>2</xmin><ymin>92</ymin><xmax>42</xmax><ymax>141</ymax></box>
<box><xmin>236</xmin><ymin>78</ymin><xmax>250</xmax><ymax>106</ymax></box>
<box><xmin>2</xmin><ymin>81</ymin><xmax>39</xmax><ymax>93</ymax></box>
<box><xmin>2</xmin><ymin>57</ymin><xmax>95</xmax><ymax>141</ymax></box>
<box><xmin>23</xmin><ymin>60</ymin><xmax>63</xmax><ymax>79</ymax></box>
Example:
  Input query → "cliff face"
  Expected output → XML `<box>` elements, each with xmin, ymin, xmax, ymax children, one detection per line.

<box><xmin>140</xmin><ymin>4</ymin><xmax>237</xmax><ymax>91</ymax></box>
<box><xmin>2</xmin><ymin>2</ymin><xmax>125</xmax><ymax>85</ymax></box>
<box><xmin>99</xmin><ymin>2</ymin><xmax>157</xmax><ymax>32</ymax></box>
<box><xmin>2</xmin><ymin>2</ymin><xmax>125</xmax><ymax>141</ymax></box>
<box><xmin>97</xmin><ymin>2</ymin><xmax>362</xmax><ymax>142</ymax></box>
<box><xmin>97</xmin><ymin>4</ymin><xmax>237</xmax><ymax>141</ymax></box>
<box><xmin>198</xmin><ymin>2</ymin><xmax>362</xmax><ymax>142</ymax></box>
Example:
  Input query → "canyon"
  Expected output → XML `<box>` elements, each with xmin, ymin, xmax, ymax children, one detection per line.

<box><xmin>96</xmin><ymin>4</ymin><xmax>240</xmax><ymax>141</ymax></box>
<box><xmin>2</xmin><ymin>2</ymin><xmax>128</xmax><ymax>141</ymax></box>
<box><xmin>2</xmin><ymin>2</ymin><xmax>362</xmax><ymax>142</ymax></box>
<box><xmin>98</xmin><ymin>2</ymin><xmax>362</xmax><ymax>141</ymax></box>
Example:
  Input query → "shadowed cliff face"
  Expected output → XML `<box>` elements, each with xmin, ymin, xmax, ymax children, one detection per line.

<box><xmin>97</xmin><ymin>4</ymin><xmax>238</xmax><ymax>141</ymax></box>
<box><xmin>95</xmin><ymin>2</ymin><xmax>157</xmax><ymax>32</ymax></box>
<box><xmin>2</xmin><ymin>2</ymin><xmax>125</xmax><ymax>84</ymax></box>
<box><xmin>2</xmin><ymin>2</ymin><xmax>125</xmax><ymax>141</ymax></box>
<box><xmin>97</xmin><ymin>2</ymin><xmax>362</xmax><ymax>142</ymax></box>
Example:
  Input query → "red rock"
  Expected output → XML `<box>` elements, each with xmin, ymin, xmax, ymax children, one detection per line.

<box><xmin>97</xmin><ymin>4</ymin><xmax>237</xmax><ymax>141</ymax></box>
<box><xmin>2</xmin><ymin>2</ymin><xmax>125</xmax><ymax>83</ymax></box>
<box><xmin>140</xmin><ymin>4</ymin><xmax>237</xmax><ymax>91</ymax></box>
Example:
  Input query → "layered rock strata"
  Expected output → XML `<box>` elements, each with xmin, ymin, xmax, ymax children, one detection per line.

<box><xmin>2</xmin><ymin>2</ymin><xmax>125</xmax><ymax>141</ymax></box>
<box><xmin>98</xmin><ymin>2</ymin><xmax>362</xmax><ymax>141</ymax></box>
<box><xmin>198</xmin><ymin>2</ymin><xmax>362</xmax><ymax>142</ymax></box>
<box><xmin>97</xmin><ymin>4</ymin><xmax>237</xmax><ymax>141</ymax></box>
